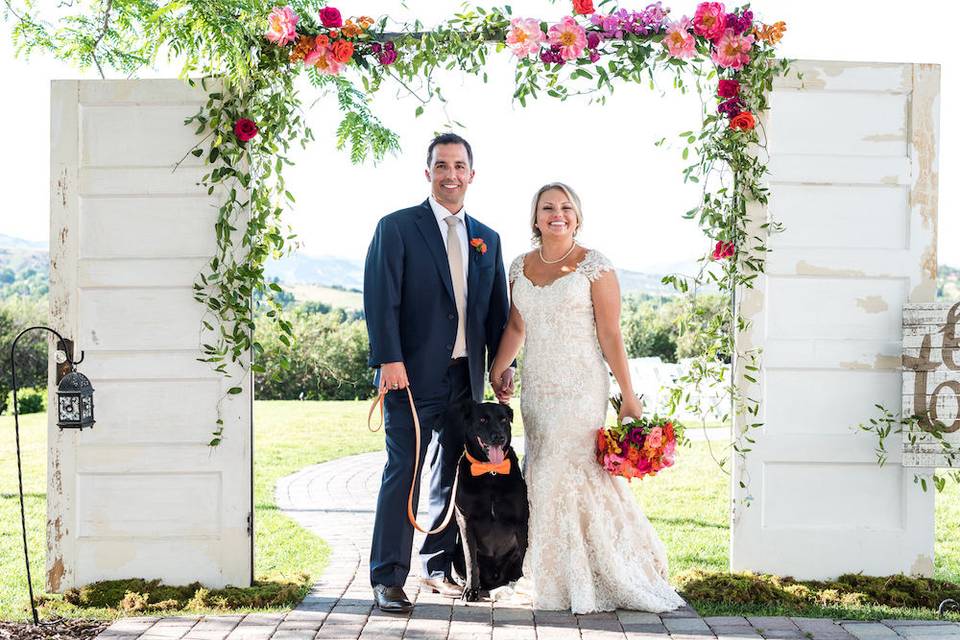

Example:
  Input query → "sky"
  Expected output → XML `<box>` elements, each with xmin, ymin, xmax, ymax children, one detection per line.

<box><xmin>0</xmin><ymin>0</ymin><xmax>956</xmax><ymax>273</ymax></box>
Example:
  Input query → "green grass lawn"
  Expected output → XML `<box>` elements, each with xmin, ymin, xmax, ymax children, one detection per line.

<box><xmin>3</xmin><ymin>401</ymin><xmax>960</xmax><ymax>622</ymax></box>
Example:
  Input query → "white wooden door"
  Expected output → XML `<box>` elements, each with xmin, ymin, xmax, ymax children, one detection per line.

<box><xmin>48</xmin><ymin>79</ymin><xmax>252</xmax><ymax>591</ymax></box>
<box><xmin>732</xmin><ymin>61</ymin><xmax>940</xmax><ymax>579</ymax></box>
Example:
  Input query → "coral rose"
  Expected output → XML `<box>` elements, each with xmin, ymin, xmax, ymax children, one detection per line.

<box><xmin>573</xmin><ymin>0</ymin><xmax>595</xmax><ymax>16</ymax></box>
<box><xmin>330</xmin><ymin>38</ymin><xmax>354</xmax><ymax>63</ymax></box>
<box><xmin>729</xmin><ymin>111</ymin><xmax>755</xmax><ymax>131</ymax></box>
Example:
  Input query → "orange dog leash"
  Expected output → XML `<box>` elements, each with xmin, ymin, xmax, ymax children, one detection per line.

<box><xmin>368</xmin><ymin>387</ymin><xmax>463</xmax><ymax>535</ymax></box>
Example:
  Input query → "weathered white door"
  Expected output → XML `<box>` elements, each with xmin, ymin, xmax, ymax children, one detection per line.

<box><xmin>48</xmin><ymin>79</ymin><xmax>252</xmax><ymax>591</ymax></box>
<box><xmin>732</xmin><ymin>61</ymin><xmax>940</xmax><ymax>578</ymax></box>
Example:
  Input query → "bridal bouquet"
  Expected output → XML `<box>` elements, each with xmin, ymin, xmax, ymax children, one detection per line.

<box><xmin>596</xmin><ymin>395</ymin><xmax>683</xmax><ymax>481</ymax></box>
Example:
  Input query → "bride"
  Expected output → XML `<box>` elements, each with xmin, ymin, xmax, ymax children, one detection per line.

<box><xmin>490</xmin><ymin>182</ymin><xmax>685</xmax><ymax>614</ymax></box>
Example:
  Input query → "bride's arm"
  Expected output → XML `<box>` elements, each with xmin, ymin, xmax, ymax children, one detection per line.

<box><xmin>491</xmin><ymin>291</ymin><xmax>525</xmax><ymax>385</ymax></box>
<box><xmin>592</xmin><ymin>271</ymin><xmax>643</xmax><ymax>418</ymax></box>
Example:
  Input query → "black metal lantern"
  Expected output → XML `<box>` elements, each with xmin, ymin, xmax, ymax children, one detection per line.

<box><xmin>9</xmin><ymin>325</ymin><xmax>93</xmax><ymax>625</ymax></box>
<box><xmin>56</xmin><ymin>368</ymin><xmax>95</xmax><ymax>430</ymax></box>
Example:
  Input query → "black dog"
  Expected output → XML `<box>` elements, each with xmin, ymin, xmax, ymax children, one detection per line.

<box><xmin>448</xmin><ymin>400</ymin><xmax>529</xmax><ymax>601</ymax></box>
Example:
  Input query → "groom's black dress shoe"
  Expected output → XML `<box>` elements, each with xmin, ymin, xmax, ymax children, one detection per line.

<box><xmin>372</xmin><ymin>584</ymin><xmax>413</xmax><ymax>613</ymax></box>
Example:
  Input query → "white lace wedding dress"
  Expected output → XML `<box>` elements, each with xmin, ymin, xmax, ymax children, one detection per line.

<box><xmin>508</xmin><ymin>249</ymin><xmax>685</xmax><ymax>614</ymax></box>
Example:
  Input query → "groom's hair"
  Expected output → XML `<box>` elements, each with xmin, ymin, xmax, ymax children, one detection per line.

<box><xmin>427</xmin><ymin>133</ymin><xmax>474</xmax><ymax>169</ymax></box>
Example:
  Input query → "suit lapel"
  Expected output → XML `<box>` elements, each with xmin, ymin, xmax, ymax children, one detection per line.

<box><xmin>465</xmin><ymin>215</ymin><xmax>481</xmax><ymax>318</ymax></box>
<box><xmin>413</xmin><ymin>200</ymin><xmax>456</xmax><ymax>304</ymax></box>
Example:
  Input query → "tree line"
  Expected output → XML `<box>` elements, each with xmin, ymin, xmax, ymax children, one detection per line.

<box><xmin>0</xmin><ymin>292</ymin><xmax>725</xmax><ymax>409</ymax></box>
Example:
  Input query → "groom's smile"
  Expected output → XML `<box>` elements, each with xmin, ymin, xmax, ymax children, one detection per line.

<box><xmin>426</xmin><ymin>142</ymin><xmax>475</xmax><ymax>213</ymax></box>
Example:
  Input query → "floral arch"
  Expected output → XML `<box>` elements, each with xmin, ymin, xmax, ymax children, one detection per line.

<box><xmin>8</xmin><ymin>0</ymin><xmax>790</xmax><ymax>465</ymax></box>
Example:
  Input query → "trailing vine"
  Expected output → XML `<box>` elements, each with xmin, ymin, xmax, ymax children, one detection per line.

<box><xmin>857</xmin><ymin>406</ymin><xmax>960</xmax><ymax>493</ymax></box>
<box><xmin>3</xmin><ymin>0</ymin><xmax>791</xmax><ymax>470</ymax></box>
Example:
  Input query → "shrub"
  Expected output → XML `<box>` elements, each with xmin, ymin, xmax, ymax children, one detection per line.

<box><xmin>12</xmin><ymin>387</ymin><xmax>46</xmax><ymax>414</ymax></box>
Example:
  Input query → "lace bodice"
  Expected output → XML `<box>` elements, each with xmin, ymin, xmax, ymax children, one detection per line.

<box><xmin>506</xmin><ymin>249</ymin><xmax>684</xmax><ymax>614</ymax></box>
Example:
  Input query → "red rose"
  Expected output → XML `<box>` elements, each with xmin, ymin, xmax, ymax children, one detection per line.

<box><xmin>573</xmin><ymin>0</ymin><xmax>595</xmax><ymax>15</ymax></box>
<box><xmin>330</xmin><ymin>38</ymin><xmax>355</xmax><ymax>63</ymax></box>
<box><xmin>319</xmin><ymin>6</ymin><xmax>343</xmax><ymax>28</ymax></box>
<box><xmin>717</xmin><ymin>79</ymin><xmax>740</xmax><ymax>98</ymax></box>
<box><xmin>233</xmin><ymin>118</ymin><xmax>258</xmax><ymax>142</ymax></box>
<box><xmin>729</xmin><ymin>111</ymin><xmax>756</xmax><ymax>131</ymax></box>
<box><xmin>712</xmin><ymin>241</ymin><xmax>735</xmax><ymax>261</ymax></box>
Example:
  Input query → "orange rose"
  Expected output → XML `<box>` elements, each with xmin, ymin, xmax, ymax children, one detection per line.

<box><xmin>330</xmin><ymin>39</ymin><xmax>354</xmax><ymax>63</ymax></box>
<box><xmin>729</xmin><ymin>111</ymin><xmax>756</xmax><ymax>131</ymax></box>
<box><xmin>342</xmin><ymin>20</ymin><xmax>361</xmax><ymax>38</ymax></box>
<box><xmin>328</xmin><ymin>29</ymin><xmax>340</xmax><ymax>39</ymax></box>
<box><xmin>314</xmin><ymin>34</ymin><xmax>330</xmax><ymax>48</ymax></box>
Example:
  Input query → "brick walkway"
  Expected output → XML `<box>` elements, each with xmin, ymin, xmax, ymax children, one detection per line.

<box><xmin>96</xmin><ymin>446</ymin><xmax>960</xmax><ymax>640</ymax></box>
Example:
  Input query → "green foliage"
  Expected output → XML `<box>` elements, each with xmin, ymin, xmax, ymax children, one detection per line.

<box><xmin>677</xmin><ymin>569</ymin><xmax>960</xmax><ymax>612</ymax></box>
<box><xmin>10</xmin><ymin>387</ymin><xmax>45</xmax><ymax>414</ymax></box>
<box><xmin>254</xmin><ymin>306</ymin><xmax>373</xmax><ymax>401</ymax></box>
<box><xmin>621</xmin><ymin>293</ymin><xmax>728</xmax><ymax>363</ymax></box>
<box><xmin>0</xmin><ymin>299</ymin><xmax>47</xmax><ymax>415</ymax></box>
<box><xmin>857</xmin><ymin>404</ymin><xmax>960</xmax><ymax>493</ymax></box>
<box><xmin>53</xmin><ymin>577</ymin><xmax>307</xmax><ymax>614</ymax></box>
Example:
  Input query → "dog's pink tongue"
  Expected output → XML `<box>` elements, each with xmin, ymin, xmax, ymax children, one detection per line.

<box><xmin>487</xmin><ymin>445</ymin><xmax>506</xmax><ymax>466</ymax></box>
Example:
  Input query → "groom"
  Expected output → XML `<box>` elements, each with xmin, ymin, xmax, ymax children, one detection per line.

<box><xmin>363</xmin><ymin>133</ymin><xmax>514</xmax><ymax>613</ymax></box>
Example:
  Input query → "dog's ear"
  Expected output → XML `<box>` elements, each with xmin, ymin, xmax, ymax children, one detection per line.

<box><xmin>450</xmin><ymin>398</ymin><xmax>476</xmax><ymax>424</ymax></box>
<box><xmin>502</xmin><ymin>403</ymin><xmax>514</xmax><ymax>423</ymax></box>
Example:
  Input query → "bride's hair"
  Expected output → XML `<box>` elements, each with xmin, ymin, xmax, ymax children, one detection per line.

<box><xmin>530</xmin><ymin>182</ymin><xmax>583</xmax><ymax>246</ymax></box>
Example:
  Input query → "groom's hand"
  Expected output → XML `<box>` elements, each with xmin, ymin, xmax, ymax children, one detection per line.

<box><xmin>380</xmin><ymin>361</ymin><xmax>409</xmax><ymax>393</ymax></box>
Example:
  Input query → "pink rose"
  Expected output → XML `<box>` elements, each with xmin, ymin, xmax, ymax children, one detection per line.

<box><xmin>319</xmin><ymin>6</ymin><xmax>343</xmax><ymax>28</ymax></box>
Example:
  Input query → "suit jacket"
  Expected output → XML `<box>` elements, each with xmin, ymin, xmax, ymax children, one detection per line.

<box><xmin>363</xmin><ymin>199</ymin><xmax>510</xmax><ymax>402</ymax></box>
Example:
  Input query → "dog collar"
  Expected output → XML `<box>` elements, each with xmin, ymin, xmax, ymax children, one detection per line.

<box><xmin>463</xmin><ymin>448</ymin><xmax>511</xmax><ymax>476</ymax></box>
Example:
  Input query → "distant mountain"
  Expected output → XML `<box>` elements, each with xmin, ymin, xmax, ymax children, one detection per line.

<box><xmin>4</xmin><ymin>235</ymin><xmax>958</xmax><ymax>303</ymax></box>
<box><xmin>0</xmin><ymin>234</ymin><xmax>47</xmax><ymax>251</ymax></box>
<box><xmin>265</xmin><ymin>253</ymin><xmax>364</xmax><ymax>290</ymax></box>
<box><xmin>266</xmin><ymin>251</ymin><xmax>680</xmax><ymax>297</ymax></box>
<box><xmin>0</xmin><ymin>235</ymin><xmax>49</xmax><ymax>300</ymax></box>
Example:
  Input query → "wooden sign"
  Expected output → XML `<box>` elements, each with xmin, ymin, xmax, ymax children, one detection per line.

<box><xmin>902</xmin><ymin>302</ymin><xmax>960</xmax><ymax>467</ymax></box>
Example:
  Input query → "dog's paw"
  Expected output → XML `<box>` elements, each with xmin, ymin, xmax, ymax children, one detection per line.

<box><xmin>461</xmin><ymin>587</ymin><xmax>481</xmax><ymax>602</ymax></box>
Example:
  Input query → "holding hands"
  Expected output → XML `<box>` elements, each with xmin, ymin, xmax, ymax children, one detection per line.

<box><xmin>490</xmin><ymin>367</ymin><xmax>516</xmax><ymax>404</ymax></box>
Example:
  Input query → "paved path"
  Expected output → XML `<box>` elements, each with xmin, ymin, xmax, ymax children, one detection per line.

<box><xmin>96</xmin><ymin>445</ymin><xmax>960</xmax><ymax>640</ymax></box>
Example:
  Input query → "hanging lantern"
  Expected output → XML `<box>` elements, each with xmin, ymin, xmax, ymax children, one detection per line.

<box><xmin>56</xmin><ymin>368</ymin><xmax>95</xmax><ymax>430</ymax></box>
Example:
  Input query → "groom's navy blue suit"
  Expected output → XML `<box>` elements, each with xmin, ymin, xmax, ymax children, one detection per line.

<box><xmin>364</xmin><ymin>199</ymin><xmax>510</xmax><ymax>587</ymax></box>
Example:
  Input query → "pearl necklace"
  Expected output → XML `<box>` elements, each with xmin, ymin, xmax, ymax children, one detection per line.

<box><xmin>539</xmin><ymin>241</ymin><xmax>577</xmax><ymax>265</ymax></box>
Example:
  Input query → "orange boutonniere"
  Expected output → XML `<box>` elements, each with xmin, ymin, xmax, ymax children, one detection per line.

<box><xmin>470</xmin><ymin>238</ymin><xmax>487</xmax><ymax>255</ymax></box>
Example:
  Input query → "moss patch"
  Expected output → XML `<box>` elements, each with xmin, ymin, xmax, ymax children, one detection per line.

<box><xmin>38</xmin><ymin>576</ymin><xmax>308</xmax><ymax>616</ymax></box>
<box><xmin>677</xmin><ymin>570</ymin><xmax>960</xmax><ymax>612</ymax></box>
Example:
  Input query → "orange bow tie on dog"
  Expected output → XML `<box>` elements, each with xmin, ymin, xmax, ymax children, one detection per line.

<box><xmin>463</xmin><ymin>449</ymin><xmax>511</xmax><ymax>476</ymax></box>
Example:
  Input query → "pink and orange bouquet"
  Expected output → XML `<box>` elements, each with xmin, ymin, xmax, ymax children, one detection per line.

<box><xmin>596</xmin><ymin>395</ymin><xmax>683</xmax><ymax>481</ymax></box>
